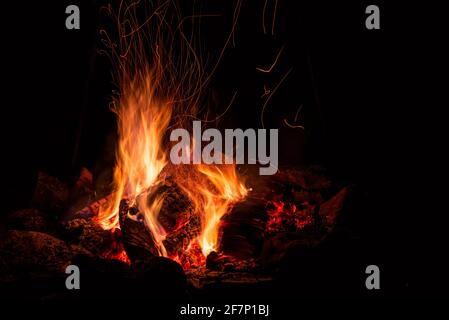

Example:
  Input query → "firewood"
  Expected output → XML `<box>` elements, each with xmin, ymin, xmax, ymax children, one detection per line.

<box><xmin>118</xmin><ymin>199</ymin><xmax>159</xmax><ymax>261</ymax></box>
<box><xmin>148</xmin><ymin>177</ymin><xmax>191</xmax><ymax>232</ymax></box>
<box><xmin>220</xmin><ymin>196</ymin><xmax>268</xmax><ymax>260</ymax></box>
<box><xmin>63</xmin><ymin>218</ymin><xmax>116</xmax><ymax>257</ymax></box>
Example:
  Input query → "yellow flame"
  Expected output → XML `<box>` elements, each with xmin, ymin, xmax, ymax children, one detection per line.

<box><xmin>98</xmin><ymin>66</ymin><xmax>172</xmax><ymax>256</ymax></box>
<box><xmin>198</xmin><ymin>164</ymin><xmax>248</xmax><ymax>256</ymax></box>
<box><xmin>177</xmin><ymin>163</ymin><xmax>248</xmax><ymax>257</ymax></box>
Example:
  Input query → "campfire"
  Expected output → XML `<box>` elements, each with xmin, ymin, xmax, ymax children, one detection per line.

<box><xmin>81</xmin><ymin>0</ymin><xmax>343</xmax><ymax>274</ymax></box>
<box><xmin>88</xmin><ymin>0</ymin><xmax>253</xmax><ymax>269</ymax></box>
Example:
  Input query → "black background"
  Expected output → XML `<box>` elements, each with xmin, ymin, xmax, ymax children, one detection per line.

<box><xmin>1</xmin><ymin>0</ymin><xmax>447</xmax><ymax>304</ymax></box>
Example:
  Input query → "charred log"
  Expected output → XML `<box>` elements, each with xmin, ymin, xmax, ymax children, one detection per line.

<box><xmin>148</xmin><ymin>177</ymin><xmax>191</xmax><ymax>232</ymax></box>
<box><xmin>119</xmin><ymin>178</ymin><xmax>199</xmax><ymax>259</ymax></box>
<box><xmin>118</xmin><ymin>199</ymin><xmax>159</xmax><ymax>261</ymax></box>
<box><xmin>63</xmin><ymin>218</ymin><xmax>117</xmax><ymax>257</ymax></box>
<box><xmin>220</xmin><ymin>196</ymin><xmax>268</xmax><ymax>260</ymax></box>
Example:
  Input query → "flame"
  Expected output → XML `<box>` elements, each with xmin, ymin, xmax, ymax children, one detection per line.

<box><xmin>177</xmin><ymin>163</ymin><xmax>248</xmax><ymax>257</ymax></box>
<box><xmin>96</xmin><ymin>0</ymin><xmax>247</xmax><ymax>265</ymax></box>
<box><xmin>196</xmin><ymin>164</ymin><xmax>248</xmax><ymax>256</ymax></box>
<box><xmin>97</xmin><ymin>66</ymin><xmax>173</xmax><ymax>256</ymax></box>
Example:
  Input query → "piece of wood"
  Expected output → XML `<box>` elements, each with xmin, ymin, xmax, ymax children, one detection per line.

<box><xmin>118</xmin><ymin>199</ymin><xmax>159</xmax><ymax>261</ymax></box>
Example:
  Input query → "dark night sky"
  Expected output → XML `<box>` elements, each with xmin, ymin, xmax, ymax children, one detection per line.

<box><xmin>2</xmin><ymin>1</ymin><xmax>398</xmax><ymax>181</ymax></box>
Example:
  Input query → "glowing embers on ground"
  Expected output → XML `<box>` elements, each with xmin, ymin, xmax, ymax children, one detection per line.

<box><xmin>265</xmin><ymin>200</ymin><xmax>315</xmax><ymax>234</ymax></box>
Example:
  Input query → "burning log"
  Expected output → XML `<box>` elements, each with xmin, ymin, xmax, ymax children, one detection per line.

<box><xmin>67</xmin><ymin>175</ymin><xmax>200</xmax><ymax>261</ymax></box>
<box><xmin>118</xmin><ymin>199</ymin><xmax>159</xmax><ymax>261</ymax></box>
<box><xmin>118</xmin><ymin>176</ymin><xmax>202</xmax><ymax>260</ymax></box>
<box><xmin>163</xmin><ymin>214</ymin><xmax>201</xmax><ymax>256</ymax></box>
<box><xmin>149</xmin><ymin>177</ymin><xmax>191</xmax><ymax>231</ymax></box>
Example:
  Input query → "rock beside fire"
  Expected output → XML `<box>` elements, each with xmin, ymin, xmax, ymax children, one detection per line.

<box><xmin>319</xmin><ymin>187</ymin><xmax>349</xmax><ymax>232</ymax></box>
<box><xmin>272</xmin><ymin>166</ymin><xmax>332</xmax><ymax>191</ymax></box>
<box><xmin>32</xmin><ymin>172</ymin><xmax>69</xmax><ymax>214</ymax></box>
<box><xmin>65</xmin><ymin>254</ymin><xmax>130</xmax><ymax>300</ymax></box>
<box><xmin>261</xmin><ymin>232</ymin><xmax>322</xmax><ymax>269</ymax></box>
<box><xmin>130</xmin><ymin>256</ymin><xmax>187</xmax><ymax>300</ymax></box>
<box><xmin>220</xmin><ymin>196</ymin><xmax>268</xmax><ymax>260</ymax></box>
<box><xmin>65</xmin><ymin>167</ymin><xmax>96</xmax><ymax>219</ymax></box>
<box><xmin>0</xmin><ymin>230</ymin><xmax>91</xmax><ymax>283</ymax></box>
<box><xmin>63</xmin><ymin>218</ymin><xmax>117</xmax><ymax>257</ymax></box>
<box><xmin>50</xmin><ymin>255</ymin><xmax>187</xmax><ymax>301</ymax></box>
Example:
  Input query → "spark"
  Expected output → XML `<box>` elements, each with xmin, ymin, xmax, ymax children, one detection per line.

<box><xmin>256</xmin><ymin>45</ymin><xmax>284</xmax><ymax>73</ymax></box>
<box><xmin>294</xmin><ymin>104</ymin><xmax>303</xmax><ymax>122</ymax></box>
<box><xmin>284</xmin><ymin>119</ymin><xmax>304</xmax><ymax>129</ymax></box>
<box><xmin>262</xmin><ymin>0</ymin><xmax>279</xmax><ymax>35</ymax></box>
<box><xmin>262</xmin><ymin>0</ymin><xmax>268</xmax><ymax>35</ymax></box>
<box><xmin>260</xmin><ymin>67</ymin><xmax>293</xmax><ymax>128</ymax></box>
<box><xmin>178</xmin><ymin>90</ymin><xmax>238</xmax><ymax>124</ymax></box>
<box><xmin>284</xmin><ymin>105</ymin><xmax>304</xmax><ymax>129</ymax></box>
<box><xmin>271</xmin><ymin>0</ymin><xmax>278</xmax><ymax>35</ymax></box>
<box><xmin>261</xmin><ymin>85</ymin><xmax>271</xmax><ymax>98</ymax></box>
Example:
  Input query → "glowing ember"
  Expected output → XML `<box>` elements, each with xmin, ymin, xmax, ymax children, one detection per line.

<box><xmin>266</xmin><ymin>201</ymin><xmax>315</xmax><ymax>234</ymax></box>
<box><xmin>101</xmin><ymin>229</ymin><xmax>131</xmax><ymax>264</ymax></box>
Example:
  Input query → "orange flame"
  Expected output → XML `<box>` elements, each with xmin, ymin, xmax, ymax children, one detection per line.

<box><xmin>177</xmin><ymin>163</ymin><xmax>248</xmax><ymax>257</ymax></box>
<box><xmin>197</xmin><ymin>164</ymin><xmax>248</xmax><ymax>256</ymax></box>
<box><xmin>97</xmin><ymin>66</ymin><xmax>173</xmax><ymax>256</ymax></box>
